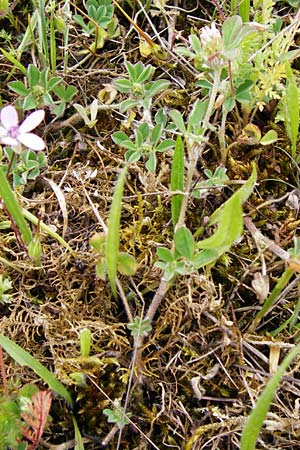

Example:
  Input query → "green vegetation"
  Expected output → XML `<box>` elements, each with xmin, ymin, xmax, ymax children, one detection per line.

<box><xmin>1</xmin><ymin>1</ymin><xmax>300</xmax><ymax>448</ymax></box>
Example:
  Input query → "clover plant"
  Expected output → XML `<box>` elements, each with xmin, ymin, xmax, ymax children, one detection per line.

<box><xmin>8</xmin><ymin>64</ymin><xmax>77</xmax><ymax>116</ymax></box>
<box><xmin>112</xmin><ymin>109</ymin><xmax>174</xmax><ymax>172</ymax></box>
<box><xmin>73</xmin><ymin>0</ymin><xmax>119</xmax><ymax>51</ymax></box>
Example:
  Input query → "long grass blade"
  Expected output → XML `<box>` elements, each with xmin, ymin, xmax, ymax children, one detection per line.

<box><xmin>106</xmin><ymin>166</ymin><xmax>128</xmax><ymax>298</ymax></box>
<box><xmin>240</xmin><ymin>343</ymin><xmax>300</xmax><ymax>450</ymax></box>
<box><xmin>1</xmin><ymin>49</ymin><xmax>27</xmax><ymax>76</ymax></box>
<box><xmin>0</xmin><ymin>335</ymin><xmax>73</xmax><ymax>406</ymax></box>
<box><xmin>239</xmin><ymin>0</ymin><xmax>250</xmax><ymax>22</ymax></box>
<box><xmin>22</xmin><ymin>208</ymin><xmax>75</xmax><ymax>255</ymax></box>
<box><xmin>0</xmin><ymin>167</ymin><xmax>32</xmax><ymax>245</ymax></box>
<box><xmin>284</xmin><ymin>61</ymin><xmax>299</xmax><ymax>159</ymax></box>
<box><xmin>171</xmin><ymin>136</ymin><xmax>184</xmax><ymax>228</ymax></box>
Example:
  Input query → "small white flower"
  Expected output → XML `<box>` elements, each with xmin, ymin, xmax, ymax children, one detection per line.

<box><xmin>0</xmin><ymin>105</ymin><xmax>45</xmax><ymax>152</ymax></box>
<box><xmin>200</xmin><ymin>22</ymin><xmax>225</xmax><ymax>69</ymax></box>
<box><xmin>200</xmin><ymin>22</ymin><xmax>222</xmax><ymax>48</ymax></box>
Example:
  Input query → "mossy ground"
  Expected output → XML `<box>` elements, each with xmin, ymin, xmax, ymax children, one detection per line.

<box><xmin>1</xmin><ymin>1</ymin><xmax>300</xmax><ymax>449</ymax></box>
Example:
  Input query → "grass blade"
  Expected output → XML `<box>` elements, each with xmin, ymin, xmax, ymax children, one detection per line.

<box><xmin>284</xmin><ymin>61</ymin><xmax>299</xmax><ymax>159</ymax></box>
<box><xmin>0</xmin><ymin>49</ymin><xmax>27</xmax><ymax>76</ymax></box>
<box><xmin>106</xmin><ymin>166</ymin><xmax>128</xmax><ymax>297</ymax></box>
<box><xmin>22</xmin><ymin>208</ymin><xmax>75</xmax><ymax>255</ymax></box>
<box><xmin>252</xmin><ymin>267</ymin><xmax>294</xmax><ymax>329</ymax></box>
<box><xmin>0</xmin><ymin>167</ymin><xmax>32</xmax><ymax>245</ymax></box>
<box><xmin>171</xmin><ymin>136</ymin><xmax>184</xmax><ymax>228</ymax></box>
<box><xmin>240</xmin><ymin>343</ymin><xmax>300</xmax><ymax>450</ymax></box>
<box><xmin>0</xmin><ymin>335</ymin><xmax>73</xmax><ymax>406</ymax></box>
<box><xmin>72</xmin><ymin>414</ymin><xmax>85</xmax><ymax>450</ymax></box>
<box><xmin>239</xmin><ymin>0</ymin><xmax>250</xmax><ymax>22</ymax></box>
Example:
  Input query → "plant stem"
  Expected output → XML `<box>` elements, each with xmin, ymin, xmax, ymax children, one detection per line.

<box><xmin>202</xmin><ymin>68</ymin><xmax>221</xmax><ymax>130</ymax></box>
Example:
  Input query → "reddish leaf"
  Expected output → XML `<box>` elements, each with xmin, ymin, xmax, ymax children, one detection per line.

<box><xmin>21</xmin><ymin>390</ymin><xmax>52</xmax><ymax>450</ymax></box>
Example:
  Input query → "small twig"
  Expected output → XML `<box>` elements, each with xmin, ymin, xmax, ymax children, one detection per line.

<box><xmin>0</xmin><ymin>346</ymin><xmax>8</xmax><ymax>398</ymax></box>
<box><xmin>244</xmin><ymin>216</ymin><xmax>291</xmax><ymax>262</ymax></box>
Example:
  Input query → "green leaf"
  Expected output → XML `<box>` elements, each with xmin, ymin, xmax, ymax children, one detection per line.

<box><xmin>106</xmin><ymin>166</ymin><xmax>127</xmax><ymax>297</ymax></box>
<box><xmin>284</xmin><ymin>61</ymin><xmax>299</xmax><ymax>158</ymax></box>
<box><xmin>222</xmin><ymin>15</ymin><xmax>254</xmax><ymax>51</ymax></box>
<box><xmin>22</xmin><ymin>209</ymin><xmax>75</xmax><ymax>254</ymax></box>
<box><xmin>0</xmin><ymin>168</ymin><xmax>32</xmax><ymax>245</ymax></box>
<box><xmin>189</xmin><ymin>34</ymin><xmax>202</xmax><ymax>52</ymax></box>
<box><xmin>1</xmin><ymin>48</ymin><xmax>27</xmax><ymax>75</ymax></box>
<box><xmin>120</xmin><ymin>99</ymin><xmax>140</xmax><ymax>113</ymax></box>
<box><xmin>8</xmin><ymin>81</ymin><xmax>29</xmax><ymax>96</ymax></box>
<box><xmin>23</xmin><ymin>94</ymin><xmax>38</xmax><ymax>110</ymax></box>
<box><xmin>174</xmin><ymin>227</ymin><xmax>195</xmax><ymax>259</ymax></box>
<box><xmin>169</xmin><ymin>109</ymin><xmax>186</xmax><ymax>134</ymax></box>
<box><xmin>260</xmin><ymin>129</ymin><xmax>278</xmax><ymax>146</ymax></box>
<box><xmin>72</xmin><ymin>414</ymin><xmax>85</xmax><ymax>450</ymax></box>
<box><xmin>28</xmin><ymin>64</ymin><xmax>41</xmax><ymax>88</ymax></box>
<box><xmin>208</xmin><ymin>165</ymin><xmax>257</xmax><ymax>227</ymax></box>
<box><xmin>136</xmin><ymin>64</ymin><xmax>155</xmax><ymax>83</ymax></box>
<box><xmin>188</xmin><ymin>99</ymin><xmax>206</xmax><ymax>133</ymax></box>
<box><xmin>114</xmin><ymin>79</ymin><xmax>132</xmax><ymax>93</ymax></box>
<box><xmin>0</xmin><ymin>335</ymin><xmax>73</xmax><ymax>406</ymax></box>
<box><xmin>125</xmin><ymin>61</ymin><xmax>139</xmax><ymax>81</ymax></box>
<box><xmin>171</xmin><ymin>136</ymin><xmax>184</xmax><ymax>228</ymax></box>
<box><xmin>192</xmin><ymin>248</ymin><xmax>219</xmax><ymax>268</ymax></box>
<box><xmin>157</xmin><ymin>247</ymin><xmax>174</xmax><ymax>262</ymax></box>
<box><xmin>241</xmin><ymin>343</ymin><xmax>300</xmax><ymax>450</ymax></box>
<box><xmin>156</xmin><ymin>139</ymin><xmax>175</xmax><ymax>152</ymax></box>
<box><xmin>145</xmin><ymin>152</ymin><xmax>156</xmax><ymax>172</ymax></box>
<box><xmin>127</xmin><ymin>316</ymin><xmax>152</xmax><ymax>337</ymax></box>
<box><xmin>197</xmin><ymin>194</ymin><xmax>243</xmax><ymax>252</ymax></box>
<box><xmin>117</xmin><ymin>252</ymin><xmax>137</xmax><ymax>276</ymax></box>
<box><xmin>80</xmin><ymin>328</ymin><xmax>91</xmax><ymax>358</ymax></box>
<box><xmin>145</xmin><ymin>80</ymin><xmax>170</xmax><ymax>98</ymax></box>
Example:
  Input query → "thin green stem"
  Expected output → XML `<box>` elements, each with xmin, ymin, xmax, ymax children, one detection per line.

<box><xmin>202</xmin><ymin>68</ymin><xmax>221</xmax><ymax>130</ymax></box>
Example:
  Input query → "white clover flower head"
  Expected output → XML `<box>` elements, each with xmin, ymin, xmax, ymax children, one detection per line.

<box><xmin>0</xmin><ymin>105</ymin><xmax>45</xmax><ymax>153</ymax></box>
<box><xmin>200</xmin><ymin>22</ymin><xmax>222</xmax><ymax>48</ymax></box>
<box><xmin>200</xmin><ymin>22</ymin><xmax>225</xmax><ymax>69</ymax></box>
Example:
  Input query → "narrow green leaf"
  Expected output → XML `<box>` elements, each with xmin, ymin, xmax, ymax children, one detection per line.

<box><xmin>207</xmin><ymin>164</ymin><xmax>257</xmax><ymax>227</ymax></box>
<box><xmin>253</xmin><ymin>267</ymin><xmax>294</xmax><ymax>328</ymax></box>
<box><xmin>171</xmin><ymin>136</ymin><xmax>184</xmax><ymax>228</ymax></box>
<box><xmin>284</xmin><ymin>61</ymin><xmax>299</xmax><ymax>158</ymax></box>
<box><xmin>239</xmin><ymin>0</ymin><xmax>250</xmax><ymax>22</ymax></box>
<box><xmin>0</xmin><ymin>335</ymin><xmax>73</xmax><ymax>406</ymax></box>
<box><xmin>192</xmin><ymin>249</ymin><xmax>219</xmax><ymax>268</ymax></box>
<box><xmin>174</xmin><ymin>227</ymin><xmax>195</xmax><ymax>259</ymax></box>
<box><xmin>106</xmin><ymin>166</ymin><xmax>127</xmax><ymax>297</ymax></box>
<box><xmin>1</xmin><ymin>49</ymin><xmax>27</xmax><ymax>75</ymax></box>
<box><xmin>22</xmin><ymin>208</ymin><xmax>75</xmax><ymax>255</ymax></box>
<box><xmin>169</xmin><ymin>110</ymin><xmax>187</xmax><ymax>134</ymax></box>
<box><xmin>50</xmin><ymin>4</ymin><xmax>56</xmax><ymax>73</ymax></box>
<box><xmin>156</xmin><ymin>139</ymin><xmax>175</xmax><ymax>152</ymax></box>
<box><xmin>80</xmin><ymin>328</ymin><xmax>91</xmax><ymax>358</ymax></box>
<box><xmin>0</xmin><ymin>168</ymin><xmax>32</xmax><ymax>245</ymax></box>
<box><xmin>72</xmin><ymin>414</ymin><xmax>85</xmax><ymax>450</ymax></box>
<box><xmin>146</xmin><ymin>80</ymin><xmax>170</xmax><ymax>98</ymax></box>
<box><xmin>8</xmin><ymin>81</ymin><xmax>29</xmax><ymax>96</ymax></box>
<box><xmin>241</xmin><ymin>343</ymin><xmax>300</xmax><ymax>450</ymax></box>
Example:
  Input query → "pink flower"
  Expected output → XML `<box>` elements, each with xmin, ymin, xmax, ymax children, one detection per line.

<box><xmin>0</xmin><ymin>105</ymin><xmax>45</xmax><ymax>152</ymax></box>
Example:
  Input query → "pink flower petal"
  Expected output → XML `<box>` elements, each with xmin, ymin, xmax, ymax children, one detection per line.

<box><xmin>0</xmin><ymin>125</ymin><xmax>8</xmax><ymax>136</ymax></box>
<box><xmin>0</xmin><ymin>105</ymin><xmax>19</xmax><ymax>130</ymax></box>
<box><xmin>18</xmin><ymin>110</ymin><xmax>45</xmax><ymax>133</ymax></box>
<box><xmin>18</xmin><ymin>132</ymin><xmax>45</xmax><ymax>151</ymax></box>
<box><xmin>0</xmin><ymin>136</ymin><xmax>19</xmax><ymax>147</ymax></box>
